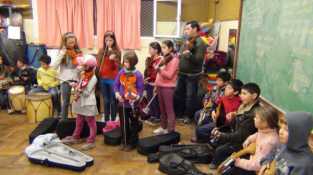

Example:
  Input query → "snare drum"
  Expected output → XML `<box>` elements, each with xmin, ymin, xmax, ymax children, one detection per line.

<box><xmin>8</xmin><ymin>85</ymin><xmax>25</xmax><ymax>111</ymax></box>
<box><xmin>26</xmin><ymin>92</ymin><xmax>52</xmax><ymax>123</ymax></box>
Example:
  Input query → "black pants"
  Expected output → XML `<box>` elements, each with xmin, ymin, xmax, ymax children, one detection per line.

<box><xmin>174</xmin><ymin>74</ymin><xmax>200</xmax><ymax>119</ymax></box>
<box><xmin>211</xmin><ymin>142</ymin><xmax>242</xmax><ymax>166</ymax></box>
<box><xmin>118</xmin><ymin>105</ymin><xmax>139</xmax><ymax>146</ymax></box>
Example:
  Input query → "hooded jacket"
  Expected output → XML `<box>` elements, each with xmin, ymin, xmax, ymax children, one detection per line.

<box><xmin>261</xmin><ymin>112</ymin><xmax>313</xmax><ymax>175</ymax></box>
<box><xmin>275</xmin><ymin>112</ymin><xmax>313</xmax><ymax>175</ymax></box>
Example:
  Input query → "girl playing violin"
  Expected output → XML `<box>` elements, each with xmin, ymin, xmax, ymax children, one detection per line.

<box><xmin>53</xmin><ymin>32</ymin><xmax>82</xmax><ymax>119</ymax></box>
<box><xmin>153</xmin><ymin>40</ymin><xmax>179</xmax><ymax>135</ymax></box>
<box><xmin>114</xmin><ymin>51</ymin><xmax>144</xmax><ymax>151</ymax></box>
<box><xmin>62</xmin><ymin>54</ymin><xmax>98</xmax><ymax>151</ymax></box>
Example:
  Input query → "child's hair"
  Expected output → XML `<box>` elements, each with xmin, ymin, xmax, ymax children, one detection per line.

<box><xmin>17</xmin><ymin>58</ymin><xmax>26</xmax><ymax>64</ymax></box>
<box><xmin>228</xmin><ymin>79</ymin><xmax>243</xmax><ymax>94</ymax></box>
<box><xmin>39</xmin><ymin>55</ymin><xmax>51</xmax><ymax>65</ymax></box>
<box><xmin>60</xmin><ymin>32</ymin><xmax>80</xmax><ymax>51</ymax></box>
<box><xmin>186</xmin><ymin>20</ymin><xmax>200</xmax><ymax>31</ymax></box>
<box><xmin>149</xmin><ymin>42</ymin><xmax>161</xmax><ymax>54</ymax></box>
<box><xmin>123</xmin><ymin>51</ymin><xmax>138</xmax><ymax>70</ymax></box>
<box><xmin>216</xmin><ymin>71</ymin><xmax>231</xmax><ymax>82</ymax></box>
<box><xmin>242</xmin><ymin>82</ymin><xmax>261</xmax><ymax>98</ymax></box>
<box><xmin>162</xmin><ymin>40</ymin><xmax>175</xmax><ymax>53</ymax></box>
<box><xmin>103</xmin><ymin>31</ymin><xmax>120</xmax><ymax>53</ymax></box>
<box><xmin>255</xmin><ymin>105</ymin><xmax>279</xmax><ymax>129</ymax></box>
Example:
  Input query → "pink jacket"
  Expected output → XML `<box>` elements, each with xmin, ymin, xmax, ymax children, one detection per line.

<box><xmin>155</xmin><ymin>56</ymin><xmax>179</xmax><ymax>88</ymax></box>
<box><xmin>235</xmin><ymin>128</ymin><xmax>279</xmax><ymax>171</ymax></box>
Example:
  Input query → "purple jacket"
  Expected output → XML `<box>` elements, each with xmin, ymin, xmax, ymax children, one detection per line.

<box><xmin>114</xmin><ymin>68</ymin><xmax>144</xmax><ymax>108</ymax></box>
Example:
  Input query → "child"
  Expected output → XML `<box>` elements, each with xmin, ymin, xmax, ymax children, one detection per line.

<box><xmin>191</xmin><ymin>71</ymin><xmax>231</xmax><ymax>142</ymax></box>
<box><xmin>30</xmin><ymin>55</ymin><xmax>60</xmax><ymax>116</ymax></box>
<box><xmin>258</xmin><ymin>112</ymin><xmax>313</xmax><ymax>175</ymax></box>
<box><xmin>226</xmin><ymin>106</ymin><xmax>280</xmax><ymax>175</ymax></box>
<box><xmin>209</xmin><ymin>82</ymin><xmax>261</xmax><ymax>169</ymax></box>
<box><xmin>192</xmin><ymin>79</ymin><xmax>242</xmax><ymax>143</ymax></box>
<box><xmin>114</xmin><ymin>51</ymin><xmax>144</xmax><ymax>151</ymax></box>
<box><xmin>13</xmin><ymin>58</ymin><xmax>35</xmax><ymax>92</ymax></box>
<box><xmin>0</xmin><ymin>56</ymin><xmax>9</xmax><ymax>109</ymax></box>
<box><xmin>52</xmin><ymin>32</ymin><xmax>81</xmax><ymax>119</ymax></box>
<box><xmin>62</xmin><ymin>55</ymin><xmax>98</xmax><ymax>150</ymax></box>
<box><xmin>153</xmin><ymin>40</ymin><xmax>179</xmax><ymax>135</ymax></box>
<box><xmin>97</xmin><ymin>31</ymin><xmax>121</xmax><ymax>122</ymax></box>
<box><xmin>144</xmin><ymin>42</ymin><xmax>162</xmax><ymax>125</ymax></box>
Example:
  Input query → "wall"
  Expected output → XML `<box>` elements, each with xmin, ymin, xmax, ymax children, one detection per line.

<box><xmin>157</xmin><ymin>0</ymin><xmax>209</xmax><ymax>22</ymax></box>
<box><xmin>208</xmin><ymin>0</ymin><xmax>241</xmax><ymax>21</ymax></box>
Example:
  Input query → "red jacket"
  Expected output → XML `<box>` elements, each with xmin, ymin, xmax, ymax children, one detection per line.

<box><xmin>144</xmin><ymin>56</ymin><xmax>161</xmax><ymax>83</ymax></box>
<box><xmin>220</xmin><ymin>95</ymin><xmax>241</xmax><ymax>124</ymax></box>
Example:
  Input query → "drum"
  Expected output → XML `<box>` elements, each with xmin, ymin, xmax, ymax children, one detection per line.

<box><xmin>0</xmin><ymin>78</ymin><xmax>12</xmax><ymax>90</ymax></box>
<box><xmin>26</xmin><ymin>92</ymin><xmax>52</xmax><ymax>123</ymax></box>
<box><xmin>8</xmin><ymin>85</ymin><xmax>26</xmax><ymax>111</ymax></box>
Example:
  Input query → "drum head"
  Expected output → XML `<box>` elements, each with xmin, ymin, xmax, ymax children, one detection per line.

<box><xmin>27</xmin><ymin>92</ymin><xmax>51</xmax><ymax>101</ymax></box>
<box><xmin>8</xmin><ymin>86</ymin><xmax>25</xmax><ymax>94</ymax></box>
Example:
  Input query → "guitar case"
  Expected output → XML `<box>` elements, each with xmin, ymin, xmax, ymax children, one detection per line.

<box><xmin>147</xmin><ymin>144</ymin><xmax>214</xmax><ymax>164</ymax></box>
<box><xmin>29</xmin><ymin>117</ymin><xmax>59</xmax><ymax>144</ymax></box>
<box><xmin>158</xmin><ymin>153</ymin><xmax>207</xmax><ymax>175</ymax></box>
<box><xmin>137</xmin><ymin>132</ymin><xmax>180</xmax><ymax>155</ymax></box>
<box><xmin>55</xmin><ymin>118</ymin><xmax>106</xmax><ymax>139</ymax></box>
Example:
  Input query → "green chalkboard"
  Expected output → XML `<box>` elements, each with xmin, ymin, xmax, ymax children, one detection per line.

<box><xmin>237</xmin><ymin>0</ymin><xmax>313</xmax><ymax>113</ymax></box>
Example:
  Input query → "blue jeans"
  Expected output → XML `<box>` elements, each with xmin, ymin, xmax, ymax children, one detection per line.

<box><xmin>174</xmin><ymin>74</ymin><xmax>200</xmax><ymax>119</ymax></box>
<box><xmin>194</xmin><ymin>109</ymin><xmax>215</xmax><ymax>143</ymax></box>
<box><xmin>60</xmin><ymin>82</ymin><xmax>72</xmax><ymax>119</ymax></box>
<box><xmin>30</xmin><ymin>86</ymin><xmax>60</xmax><ymax>113</ymax></box>
<box><xmin>100</xmin><ymin>78</ymin><xmax>117</xmax><ymax>121</ymax></box>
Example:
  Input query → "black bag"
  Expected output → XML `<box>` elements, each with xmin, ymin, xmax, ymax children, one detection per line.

<box><xmin>103</xmin><ymin>127</ymin><xmax>122</xmax><ymax>146</ymax></box>
<box><xmin>159</xmin><ymin>153</ymin><xmax>207</xmax><ymax>175</ymax></box>
<box><xmin>137</xmin><ymin>132</ymin><xmax>180</xmax><ymax>155</ymax></box>
<box><xmin>56</xmin><ymin>119</ymin><xmax>105</xmax><ymax>139</ymax></box>
<box><xmin>29</xmin><ymin>117</ymin><xmax>59</xmax><ymax>144</ymax></box>
<box><xmin>148</xmin><ymin>144</ymin><xmax>214</xmax><ymax>164</ymax></box>
<box><xmin>103</xmin><ymin>121</ymin><xmax>143</xmax><ymax>146</ymax></box>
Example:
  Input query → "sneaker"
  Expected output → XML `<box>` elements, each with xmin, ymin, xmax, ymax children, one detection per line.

<box><xmin>7</xmin><ymin>109</ymin><xmax>14</xmax><ymax>114</ymax></box>
<box><xmin>61</xmin><ymin>136</ymin><xmax>83</xmax><ymax>145</ymax></box>
<box><xmin>209</xmin><ymin>163</ymin><xmax>217</xmax><ymax>170</ymax></box>
<box><xmin>190</xmin><ymin>136</ymin><xmax>197</xmax><ymax>143</ymax></box>
<box><xmin>21</xmin><ymin>109</ymin><xmax>26</xmax><ymax>114</ymax></box>
<box><xmin>153</xmin><ymin>127</ymin><xmax>168</xmax><ymax>135</ymax></box>
<box><xmin>81</xmin><ymin>142</ymin><xmax>96</xmax><ymax>151</ymax></box>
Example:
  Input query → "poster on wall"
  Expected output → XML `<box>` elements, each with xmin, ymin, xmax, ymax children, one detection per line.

<box><xmin>227</xmin><ymin>29</ymin><xmax>237</xmax><ymax>69</ymax></box>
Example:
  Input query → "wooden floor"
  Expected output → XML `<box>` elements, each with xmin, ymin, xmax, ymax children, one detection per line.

<box><xmin>0</xmin><ymin>111</ymin><xmax>211</xmax><ymax>175</ymax></box>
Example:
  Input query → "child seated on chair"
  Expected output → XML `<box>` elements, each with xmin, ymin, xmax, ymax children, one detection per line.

<box><xmin>218</xmin><ymin>106</ymin><xmax>280</xmax><ymax>175</ymax></box>
<box><xmin>191</xmin><ymin>71</ymin><xmax>231</xmax><ymax>142</ymax></box>
<box><xmin>12</xmin><ymin>58</ymin><xmax>36</xmax><ymax>92</ymax></box>
<box><xmin>209</xmin><ymin>82</ymin><xmax>261</xmax><ymax>169</ymax></box>
<box><xmin>258</xmin><ymin>112</ymin><xmax>313</xmax><ymax>175</ymax></box>
<box><xmin>192</xmin><ymin>79</ymin><xmax>243</xmax><ymax>143</ymax></box>
<box><xmin>30</xmin><ymin>55</ymin><xmax>60</xmax><ymax>116</ymax></box>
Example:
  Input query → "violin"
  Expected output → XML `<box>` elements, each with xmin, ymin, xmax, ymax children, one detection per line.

<box><xmin>158</xmin><ymin>53</ymin><xmax>174</xmax><ymax>69</ymax></box>
<box><xmin>73</xmin><ymin>70</ymin><xmax>94</xmax><ymax>101</ymax></box>
<box><xmin>183</xmin><ymin>36</ymin><xmax>197</xmax><ymax>52</ymax></box>
<box><xmin>120</xmin><ymin>72</ymin><xmax>138</xmax><ymax>102</ymax></box>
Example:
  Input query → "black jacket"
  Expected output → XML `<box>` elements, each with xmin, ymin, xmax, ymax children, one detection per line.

<box><xmin>218</xmin><ymin>101</ymin><xmax>260</xmax><ymax>146</ymax></box>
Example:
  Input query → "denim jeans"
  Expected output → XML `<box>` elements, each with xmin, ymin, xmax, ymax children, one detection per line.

<box><xmin>144</xmin><ymin>84</ymin><xmax>160</xmax><ymax>118</ymax></box>
<box><xmin>174</xmin><ymin>74</ymin><xmax>199</xmax><ymax>119</ymax></box>
<box><xmin>100</xmin><ymin>79</ymin><xmax>117</xmax><ymax>121</ymax></box>
<box><xmin>30</xmin><ymin>86</ymin><xmax>60</xmax><ymax>113</ymax></box>
<box><xmin>60</xmin><ymin>82</ymin><xmax>71</xmax><ymax>119</ymax></box>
